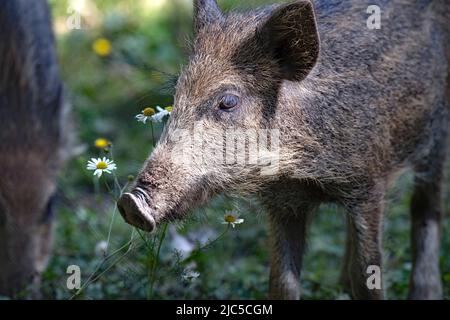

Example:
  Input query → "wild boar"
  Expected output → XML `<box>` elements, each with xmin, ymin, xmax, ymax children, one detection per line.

<box><xmin>118</xmin><ymin>0</ymin><xmax>450</xmax><ymax>299</ymax></box>
<box><xmin>0</xmin><ymin>0</ymin><xmax>69</xmax><ymax>298</ymax></box>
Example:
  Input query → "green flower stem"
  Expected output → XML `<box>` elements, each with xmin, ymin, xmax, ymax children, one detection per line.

<box><xmin>150</xmin><ymin>122</ymin><xmax>156</xmax><ymax>147</ymax></box>
<box><xmin>148</xmin><ymin>222</ymin><xmax>168</xmax><ymax>299</ymax></box>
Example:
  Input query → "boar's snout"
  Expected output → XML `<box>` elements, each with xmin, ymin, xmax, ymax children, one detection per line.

<box><xmin>117</xmin><ymin>191</ymin><xmax>155</xmax><ymax>232</ymax></box>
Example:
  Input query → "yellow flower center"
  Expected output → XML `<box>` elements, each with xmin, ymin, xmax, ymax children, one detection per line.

<box><xmin>94</xmin><ymin>138</ymin><xmax>109</xmax><ymax>149</ymax></box>
<box><xmin>96</xmin><ymin>161</ymin><xmax>108</xmax><ymax>170</ymax></box>
<box><xmin>165</xmin><ymin>106</ymin><xmax>173</xmax><ymax>112</ymax></box>
<box><xmin>224</xmin><ymin>214</ymin><xmax>236</xmax><ymax>223</ymax></box>
<box><xmin>92</xmin><ymin>38</ymin><xmax>111</xmax><ymax>57</ymax></box>
<box><xmin>143</xmin><ymin>107</ymin><xmax>156</xmax><ymax>117</ymax></box>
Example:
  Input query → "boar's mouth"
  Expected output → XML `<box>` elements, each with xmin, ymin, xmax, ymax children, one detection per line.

<box><xmin>117</xmin><ymin>188</ymin><xmax>156</xmax><ymax>232</ymax></box>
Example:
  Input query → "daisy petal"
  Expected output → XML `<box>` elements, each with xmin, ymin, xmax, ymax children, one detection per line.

<box><xmin>93</xmin><ymin>169</ymin><xmax>101</xmax><ymax>177</ymax></box>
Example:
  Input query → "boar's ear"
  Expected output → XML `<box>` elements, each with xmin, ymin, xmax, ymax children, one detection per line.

<box><xmin>194</xmin><ymin>0</ymin><xmax>223</xmax><ymax>33</ymax></box>
<box><xmin>259</xmin><ymin>0</ymin><xmax>320</xmax><ymax>81</ymax></box>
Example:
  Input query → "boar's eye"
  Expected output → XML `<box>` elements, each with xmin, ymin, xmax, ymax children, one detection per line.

<box><xmin>218</xmin><ymin>94</ymin><xmax>240</xmax><ymax>111</ymax></box>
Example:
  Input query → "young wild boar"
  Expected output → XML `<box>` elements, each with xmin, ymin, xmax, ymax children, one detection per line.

<box><xmin>118</xmin><ymin>0</ymin><xmax>450</xmax><ymax>299</ymax></box>
<box><xmin>0</xmin><ymin>0</ymin><xmax>69</xmax><ymax>297</ymax></box>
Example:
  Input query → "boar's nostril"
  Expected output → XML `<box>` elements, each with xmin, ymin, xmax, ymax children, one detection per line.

<box><xmin>117</xmin><ymin>193</ymin><xmax>155</xmax><ymax>232</ymax></box>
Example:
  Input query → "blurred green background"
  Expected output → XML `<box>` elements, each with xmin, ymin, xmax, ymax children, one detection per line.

<box><xmin>44</xmin><ymin>0</ymin><xmax>450</xmax><ymax>299</ymax></box>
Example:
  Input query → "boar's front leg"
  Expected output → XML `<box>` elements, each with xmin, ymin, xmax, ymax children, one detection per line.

<box><xmin>408</xmin><ymin>121</ymin><xmax>447</xmax><ymax>300</ymax></box>
<box><xmin>408</xmin><ymin>176</ymin><xmax>443</xmax><ymax>299</ymax></box>
<box><xmin>344</xmin><ymin>189</ymin><xmax>385</xmax><ymax>300</ymax></box>
<box><xmin>266</xmin><ymin>203</ymin><xmax>316</xmax><ymax>300</ymax></box>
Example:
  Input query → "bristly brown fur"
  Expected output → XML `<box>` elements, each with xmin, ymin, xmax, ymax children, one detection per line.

<box><xmin>121</xmin><ymin>0</ymin><xmax>450</xmax><ymax>299</ymax></box>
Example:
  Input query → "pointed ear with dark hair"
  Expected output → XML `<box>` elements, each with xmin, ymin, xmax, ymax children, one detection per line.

<box><xmin>194</xmin><ymin>0</ymin><xmax>223</xmax><ymax>33</ymax></box>
<box><xmin>259</xmin><ymin>1</ymin><xmax>320</xmax><ymax>81</ymax></box>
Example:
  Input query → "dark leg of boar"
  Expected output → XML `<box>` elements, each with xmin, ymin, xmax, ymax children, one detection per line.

<box><xmin>344</xmin><ymin>190</ymin><xmax>385</xmax><ymax>300</ymax></box>
<box><xmin>262</xmin><ymin>183</ymin><xmax>319</xmax><ymax>299</ymax></box>
<box><xmin>0</xmin><ymin>0</ymin><xmax>68</xmax><ymax>298</ymax></box>
<box><xmin>409</xmin><ymin>108</ymin><xmax>448</xmax><ymax>299</ymax></box>
<box><xmin>266</xmin><ymin>203</ymin><xmax>316</xmax><ymax>299</ymax></box>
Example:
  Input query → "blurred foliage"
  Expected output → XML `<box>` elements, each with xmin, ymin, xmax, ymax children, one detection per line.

<box><xmin>43</xmin><ymin>0</ymin><xmax>450</xmax><ymax>299</ymax></box>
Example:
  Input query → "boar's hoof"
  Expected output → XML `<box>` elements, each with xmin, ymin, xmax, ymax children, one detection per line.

<box><xmin>117</xmin><ymin>193</ymin><xmax>155</xmax><ymax>232</ymax></box>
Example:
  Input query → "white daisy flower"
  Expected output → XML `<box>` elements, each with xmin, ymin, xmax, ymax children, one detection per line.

<box><xmin>86</xmin><ymin>157</ymin><xmax>117</xmax><ymax>177</ymax></box>
<box><xmin>221</xmin><ymin>209</ymin><xmax>244</xmax><ymax>228</ymax></box>
<box><xmin>181</xmin><ymin>269</ymin><xmax>200</xmax><ymax>282</ymax></box>
<box><xmin>135</xmin><ymin>107</ymin><xmax>156</xmax><ymax>124</ymax></box>
<box><xmin>135</xmin><ymin>106</ymin><xmax>172</xmax><ymax>124</ymax></box>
